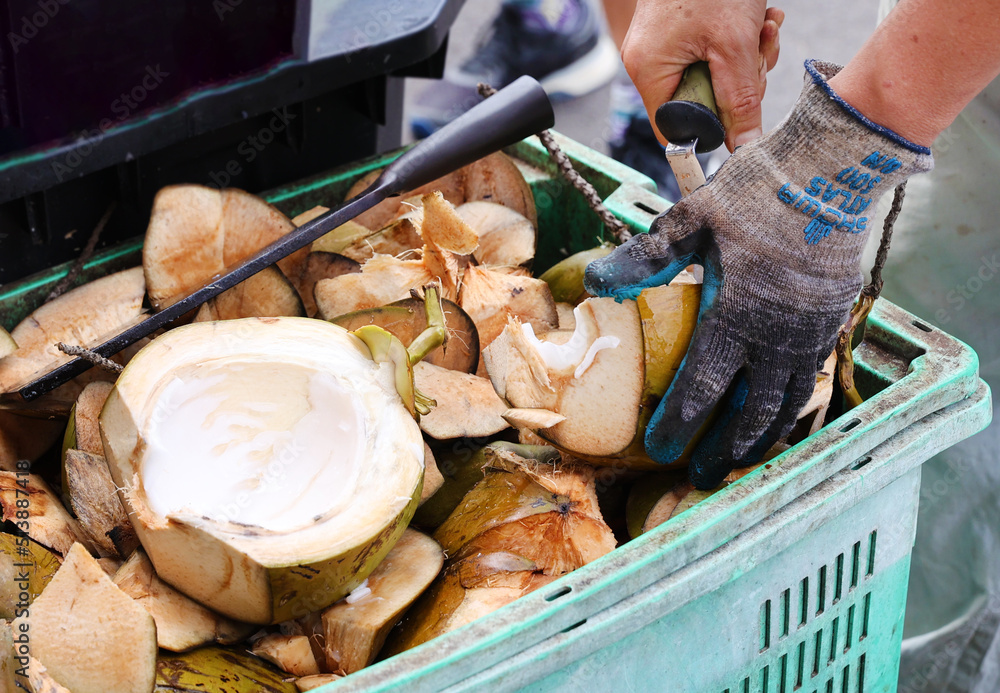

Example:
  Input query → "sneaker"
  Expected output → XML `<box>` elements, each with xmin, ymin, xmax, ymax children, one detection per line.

<box><xmin>410</xmin><ymin>0</ymin><xmax>618</xmax><ymax>138</ymax></box>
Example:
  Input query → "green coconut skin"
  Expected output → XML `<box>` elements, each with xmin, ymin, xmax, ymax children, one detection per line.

<box><xmin>538</xmin><ymin>244</ymin><xmax>614</xmax><ymax>305</ymax></box>
<box><xmin>155</xmin><ymin>645</ymin><xmax>297</xmax><ymax>693</ymax></box>
<box><xmin>268</xmin><ymin>481</ymin><xmax>422</xmax><ymax>623</ymax></box>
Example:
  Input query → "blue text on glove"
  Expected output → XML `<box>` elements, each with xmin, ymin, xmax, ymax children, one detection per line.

<box><xmin>778</xmin><ymin>151</ymin><xmax>896</xmax><ymax>245</ymax></box>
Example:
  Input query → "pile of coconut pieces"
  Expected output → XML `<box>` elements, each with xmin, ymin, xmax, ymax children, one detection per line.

<box><xmin>0</xmin><ymin>152</ymin><xmax>835</xmax><ymax>693</ymax></box>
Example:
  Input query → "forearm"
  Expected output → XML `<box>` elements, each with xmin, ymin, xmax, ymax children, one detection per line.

<box><xmin>829</xmin><ymin>0</ymin><xmax>1000</xmax><ymax>146</ymax></box>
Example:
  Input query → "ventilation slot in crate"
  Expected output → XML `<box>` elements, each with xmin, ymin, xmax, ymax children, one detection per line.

<box><xmin>723</xmin><ymin>529</ymin><xmax>878</xmax><ymax>693</ymax></box>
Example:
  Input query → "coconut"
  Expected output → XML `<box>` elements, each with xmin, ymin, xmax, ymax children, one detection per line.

<box><xmin>484</xmin><ymin>279</ymin><xmax>701</xmax><ymax>469</ymax></box>
<box><xmin>99</xmin><ymin>317</ymin><xmax>425</xmax><ymax>624</ymax></box>
<box><xmin>413</xmin><ymin>362</ymin><xmax>510</xmax><ymax>440</ymax></box>
<box><xmin>387</xmin><ymin>445</ymin><xmax>614</xmax><ymax>653</ymax></box>
<box><xmin>143</xmin><ymin>186</ymin><xmax>307</xmax><ymax>310</ymax></box>
<box><xmin>456</xmin><ymin>201</ymin><xmax>536</xmax><ymax>268</ymax></box>
<box><xmin>346</xmin><ymin>152</ymin><xmax>536</xmax><ymax>232</ymax></box>
<box><xmin>0</xmin><ymin>267</ymin><xmax>145</xmax><ymax>403</ymax></box>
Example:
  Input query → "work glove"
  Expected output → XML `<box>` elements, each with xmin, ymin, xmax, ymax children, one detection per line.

<box><xmin>584</xmin><ymin>60</ymin><xmax>933</xmax><ymax>489</ymax></box>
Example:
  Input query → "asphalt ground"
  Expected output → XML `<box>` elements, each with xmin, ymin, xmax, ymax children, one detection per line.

<box><xmin>403</xmin><ymin>0</ymin><xmax>879</xmax><ymax>153</ymax></box>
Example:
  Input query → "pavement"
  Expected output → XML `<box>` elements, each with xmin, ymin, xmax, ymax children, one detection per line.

<box><xmin>403</xmin><ymin>0</ymin><xmax>879</xmax><ymax>153</ymax></box>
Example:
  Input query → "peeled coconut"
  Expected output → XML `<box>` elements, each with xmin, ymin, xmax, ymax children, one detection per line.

<box><xmin>143</xmin><ymin>185</ymin><xmax>307</xmax><ymax>310</ymax></box>
<box><xmin>99</xmin><ymin>317</ymin><xmax>425</xmax><ymax>624</ymax></box>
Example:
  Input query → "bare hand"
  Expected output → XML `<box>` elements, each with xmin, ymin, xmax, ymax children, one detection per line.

<box><xmin>622</xmin><ymin>0</ymin><xmax>783</xmax><ymax>150</ymax></box>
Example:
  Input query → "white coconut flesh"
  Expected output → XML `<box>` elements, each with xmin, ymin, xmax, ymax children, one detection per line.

<box><xmin>100</xmin><ymin>318</ymin><xmax>424</xmax><ymax>622</ymax></box>
<box><xmin>519</xmin><ymin>305</ymin><xmax>620</xmax><ymax>379</ymax></box>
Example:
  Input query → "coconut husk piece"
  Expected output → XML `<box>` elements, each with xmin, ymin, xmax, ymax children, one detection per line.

<box><xmin>459</xmin><ymin>265</ymin><xmax>558</xmax><ymax>378</ymax></box>
<box><xmin>114</xmin><ymin>549</ymin><xmax>255</xmax><ymax>652</ymax></box>
<box><xmin>13</xmin><ymin>543</ymin><xmax>157</xmax><ymax>693</ymax></box>
<box><xmin>0</xmin><ymin>473</ymin><xmax>94</xmax><ymax>556</ymax></box>
<box><xmin>538</xmin><ymin>244</ymin><xmax>615</xmax><ymax>305</ymax></box>
<box><xmin>0</xmin><ymin>267</ymin><xmax>145</xmax><ymax>401</ymax></box>
<box><xmin>383</xmin><ymin>550</ymin><xmax>556</xmax><ymax>656</ymax></box>
<box><xmin>155</xmin><ymin>645</ymin><xmax>298</xmax><ymax>693</ymax></box>
<box><xmin>320</xmin><ymin>528</ymin><xmax>443</xmax><ymax>674</ymax></box>
<box><xmin>0</xmin><ymin>532</ymin><xmax>61</xmax><ymax>619</ymax></box>
<box><xmin>433</xmin><ymin>446</ymin><xmax>617</xmax><ymax>574</ymax></box>
<box><xmin>64</xmin><ymin>448</ymin><xmax>138</xmax><ymax>559</ymax></box>
<box><xmin>143</xmin><ymin>185</ymin><xmax>308</xmax><ymax>309</ymax></box>
<box><xmin>339</xmin><ymin>212</ymin><xmax>424</xmax><ymax>264</ymax></box>
<box><xmin>420</xmin><ymin>444</ymin><xmax>444</xmax><ymax>506</ymax></box>
<box><xmin>24</xmin><ymin>656</ymin><xmax>74</xmax><ymax>693</ymax></box>
<box><xmin>413</xmin><ymin>362</ymin><xmax>509</xmax><ymax>440</ymax></box>
<box><xmin>456</xmin><ymin>201</ymin><xmax>535</xmax><ymax>267</ymax></box>
<box><xmin>63</xmin><ymin>380</ymin><xmax>113</xmax><ymax>457</ymax></box>
<box><xmin>345</xmin><ymin>151</ymin><xmax>536</xmax><ymax>232</ymax></box>
<box><xmin>412</xmin><ymin>444</ymin><xmax>491</xmax><ymax>530</ymax></box>
<box><xmin>294</xmin><ymin>252</ymin><xmax>362</xmax><ymax>318</ymax></box>
<box><xmin>194</xmin><ymin>265</ymin><xmax>306</xmax><ymax>322</ymax></box>
<box><xmin>251</xmin><ymin>634</ymin><xmax>321</xmax><ymax>677</ymax></box>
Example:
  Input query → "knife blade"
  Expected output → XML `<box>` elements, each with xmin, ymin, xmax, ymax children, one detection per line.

<box><xmin>654</xmin><ymin>61</ymin><xmax>725</xmax><ymax>197</ymax></box>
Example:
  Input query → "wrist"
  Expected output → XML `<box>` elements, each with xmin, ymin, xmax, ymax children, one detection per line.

<box><xmin>827</xmin><ymin>67</ymin><xmax>939</xmax><ymax>148</ymax></box>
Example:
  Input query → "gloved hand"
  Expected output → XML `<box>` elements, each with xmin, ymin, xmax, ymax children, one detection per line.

<box><xmin>584</xmin><ymin>60</ymin><xmax>933</xmax><ymax>489</ymax></box>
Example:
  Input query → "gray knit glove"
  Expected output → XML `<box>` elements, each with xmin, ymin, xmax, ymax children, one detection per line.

<box><xmin>585</xmin><ymin>60</ymin><xmax>933</xmax><ymax>489</ymax></box>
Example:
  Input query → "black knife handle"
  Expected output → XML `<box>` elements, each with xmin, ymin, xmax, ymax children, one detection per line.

<box><xmin>654</xmin><ymin>62</ymin><xmax>725</xmax><ymax>153</ymax></box>
<box><xmin>374</xmin><ymin>75</ymin><xmax>554</xmax><ymax>195</ymax></box>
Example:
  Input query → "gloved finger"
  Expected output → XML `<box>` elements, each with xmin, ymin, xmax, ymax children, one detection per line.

<box><xmin>732</xmin><ymin>364</ymin><xmax>792</xmax><ymax>460</ymax></box>
<box><xmin>731</xmin><ymin>365</ymin><xmax>818</xmax><ymax>467</ymax></box>
<box><xmin>584</xmin><ymin>209</ymin><xmax>703</xmax><ymax>301</ymax></box>
<box><xmin>645</xmin><ymin>319</ymin><xmax>745</xmax><ymax>466</ymax></box>
<box><xmin>687</xmin><ymin>370</ymin><xmax>750</xmax><ymax>489</ymax></box>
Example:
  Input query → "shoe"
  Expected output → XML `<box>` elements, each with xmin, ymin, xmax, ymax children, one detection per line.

<box><xmin>410</xmin><ymin>0</ymin><xmax>618</xmax><ymax>138</ymax></box>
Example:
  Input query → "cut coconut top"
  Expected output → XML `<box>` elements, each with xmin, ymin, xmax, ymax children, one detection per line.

<box><xmin>101</xmin><ymin>318</ymin><xmax>424</xmax><ymax>564</ymax></box>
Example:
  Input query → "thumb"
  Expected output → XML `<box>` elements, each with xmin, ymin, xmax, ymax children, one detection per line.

<box><xmin>584</xmin><ymin>207</ymin><xmax>703</xmax><ymax>301</ymax></box>
<box><xmin>708</xmin><ymin>48</ymin><xmax>766</xmax><ymax>150</ymax></box>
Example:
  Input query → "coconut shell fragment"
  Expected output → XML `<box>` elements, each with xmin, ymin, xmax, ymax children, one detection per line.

<box><xmin>63</xmin><ymin>380</ymin><xmax>114</xmax><ymax>457</ymax></box>
<box><xmin>0</xmin><ymin>267</ymin><xmax>145</xmax><ymax>400</ymax></box>
<box><xmin>413</xmin><ymin>362</ymin><xmax>509</xmax><ymax>440</ymax></box>
<box><xmin>64</xmin><ymin>448</ymin><xmax>138</xmax><ymax>559</ymax></box>
<box><xmin>0</xmin><ymin>532</ymin><xmax>61</xmax><ymax>619</ymax></box>
<box><xmin>539</xmin><ymin>244</ymin><xmax>615</xmax><ymax>305</ymax></box>
<box><xmin>194</xmin><ymin>266</ymin><xmax>306</xmax><ymax>322</ymax></box>
<box><xmin>155</xmin><ymin>646</ymin><xmax>298</xmax><ymax>693</ymax></box>
<box><xmin>251</xmin><ymin>634</ymin><xmax>321</xmax><ymax>677</ymax></box>
<box><xmin>457</xmin><ymin>201</ymin><xmax>535</xmax><ymax>267</ymax></box>
<box><xmin>143</xmin><ymin>185</ymin><xmax>307</xmax><ymax>309</ymax></box>
<box><xmin>114</xmin><ymin>549</ymin><xmax>255</xmax><ymax>652</ymax></box>
<box><xmin>14</xmin><ymin>543</ymin><xmax>158</xmax><ymax>693</ymax></box>
<box><xmin>320</xmin><ymin>528</ymin><xmax>443</xmax><ymax>673</ymax></box>
<box><xmin>0</xmin><ymin>472</ymin><xmax>94</xmax><ymax>556</ymax></box>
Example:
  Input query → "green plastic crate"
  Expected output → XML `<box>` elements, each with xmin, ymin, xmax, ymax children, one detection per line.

<box><xmin>0</xmin><ymin>133</ymin><xmax>991</xmax><ymax>693</ymax></box>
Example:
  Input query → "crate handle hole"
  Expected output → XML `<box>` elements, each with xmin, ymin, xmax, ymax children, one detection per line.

<box><xmin>912</xmin><ymin>320</ymin><xmax>933</xmax><ymax>332</ymax></box>
<box><xmin>851</xmin><ymin>456</ymin><xmax>872</xmax><ymax>471</ymax></box>
<box><xmin>839</xmin><ymin>418</ymin><xmax>862</xmax><ymax>433</ymax></box>
<box><xmin>561</xmin><ymin>619</ymin><xmax>587</xmax><ymax>634</ymax></box>
<box><xmin>633</xmin><ymin>201</ymin><xmax>664</xmax><ymax>216</ymax></box>
<box><xmin>545</xmin><ymin>586</ymin><xmax>572</xmax><ymax>602</ymax></box>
